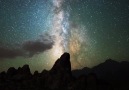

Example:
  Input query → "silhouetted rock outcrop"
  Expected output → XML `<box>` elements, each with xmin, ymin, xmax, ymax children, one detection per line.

<box><xmin>7</xmin><ymin>67</ymin><xmax>17</xmax><ymax>77</ymax></box>
<box><xmin>44</xmin><ymin>52</ymin><xmax>73</xmax><ymax>89</ymax></box>
<box><xmin>51</xmin><ymin>52</ymin><xmax>71</xmax><ymax>74</ymax></box>
<box><xmin>0</xmin><ymin>53</ymin><xmax>129</xmax><ymax>90</ymax></box>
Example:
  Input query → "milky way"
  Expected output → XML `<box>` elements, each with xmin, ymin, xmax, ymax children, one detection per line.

<box><xmin>0</xmin><ymin>0</ymin><xmax>129</xmax><ymax>72</ymax></box>
<box><xmin>50</xmin><ymin>0</ymin><xmax>68</xmax><ymax>58</ymax></box>
<box><xmin>47</xmin><ymin>0</ymin><xmax>89</xmax><ymax>69</ymax></box>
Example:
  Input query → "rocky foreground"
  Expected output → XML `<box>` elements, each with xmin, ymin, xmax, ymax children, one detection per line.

<box><xmin>0</xmin><ymin>53</ymin><xmax>129</xmax><ymax>90</ymax></box>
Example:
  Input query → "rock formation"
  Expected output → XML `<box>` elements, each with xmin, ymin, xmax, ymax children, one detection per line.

<box><xmin>0</xmin><ymin>53</ymin><xmax>129</xmax><ymax>90</ymax></box>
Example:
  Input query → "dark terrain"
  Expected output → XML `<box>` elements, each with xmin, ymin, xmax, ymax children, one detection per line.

<box><xmin>0</xmin><ymin>53</ymin><xmax>129</xmax><ymax>90</ymax></box>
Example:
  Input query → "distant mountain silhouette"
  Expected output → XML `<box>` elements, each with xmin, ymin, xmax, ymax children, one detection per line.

<box><xmin>73</xmin><ymin>59</ymin><xmax>129</xmax><ymax>80</ymax></box>
<box><xmin>72</xmin><ymin>59</ymin><xmax>129</xmax><ymax>90</ymax></box>
<box><xmin>0</xmin><ymin>53</ymin><xmax>129</xmax><ymax>90</ymax></box>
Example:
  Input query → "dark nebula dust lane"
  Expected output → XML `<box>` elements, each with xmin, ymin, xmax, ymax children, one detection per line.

<box><xmin>0</xmin><ymin>0</ymin><xmax>129</xmax><ymax>72</ymax></box>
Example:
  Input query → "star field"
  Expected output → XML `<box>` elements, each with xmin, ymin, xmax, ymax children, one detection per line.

<box><xmin>0</xmin><ymin>0</ymin><xmax>129</xmax><ymax>72</ymax></box>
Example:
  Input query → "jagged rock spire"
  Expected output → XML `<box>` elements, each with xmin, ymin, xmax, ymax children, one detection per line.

<box><xmin>51</xmin><ymin>52</ymin><xmax>71</xmax><ymax>74</ymax></box>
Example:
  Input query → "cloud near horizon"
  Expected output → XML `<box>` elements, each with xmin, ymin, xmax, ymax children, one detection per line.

<box><xmin>0</xmin><ymin>47</ymin><xmax>24</xmax><ymax>59</ymax></box>
<box><xmin>0</xmin><ymin>34</ymin><xmax>54</xmax><ymax>59</ymax></box>
<box><xmin>23</xmin><ymin>39</ymin><xmax>54</xmax><ymax>57</ymax></box>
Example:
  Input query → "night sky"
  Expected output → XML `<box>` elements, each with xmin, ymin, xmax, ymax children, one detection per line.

<box><xmin>0</xmin><ymin>0</ymin><xmax>129</xmax><ymax>73</ymax></box>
